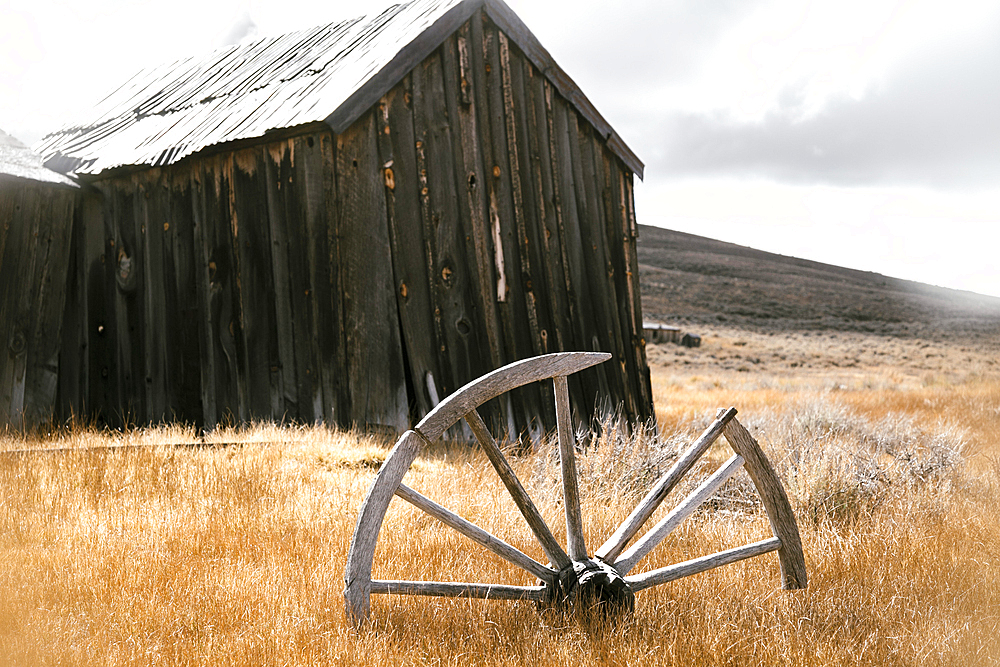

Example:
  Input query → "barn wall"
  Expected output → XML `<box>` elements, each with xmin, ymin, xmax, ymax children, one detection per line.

<box><xmin>0</xmin><ymin>177</ymin><xmax>77</xmax><ymax>428</ymax></box>
<box><xmin>56</xmin><ymin>8</ymin><xmax>652</xmax><ymax>434</ymax></box>
<box><xmin>57</xmin><ymin>129</ymin><xmax>409</xmax><ymax>431</ymax></box>
<box><xmin>373</xmin><ymin>11</ymin><xmax>652</xmax><ymax>435</ymax></box>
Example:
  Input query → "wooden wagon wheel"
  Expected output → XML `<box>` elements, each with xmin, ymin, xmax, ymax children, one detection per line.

<box><xmin>344</xmin><ymin>352</ymin><xmax>807</xmax><ymax>626</ymax></box>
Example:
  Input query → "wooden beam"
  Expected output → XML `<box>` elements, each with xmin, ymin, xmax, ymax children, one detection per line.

<box><xmin>722</xmin><ymin>415</ymin><xmax>808</xmax><ymax>589</ymax></box>
<box><xmin>371</xmin><ymin>579</ymin><xmax>547</xmax><ymax>601</ymax></box>
<box><xmin>415</xmin><ymin>351</ymin><xmax>608</xmax><ymax>441</ymax></box>
<box><xmin>344</xmin><ymin>429</ymin><xmax>427</xmax><ymax>625</ymax></box>
<box><xmin>395</xmin><ymin>483</ymin><xmax>557</xmax><ymax>582</ymax></box>
<box><xmin>596</xmin><ymin>407</ymin><xmax>738</xmax><ymax>562</ymax></box>
<box><xmin>615</xmin><ymin>454</ymin><xmax>745</xmax><ymax>575</ymax></box>
<box><xmin>464</xmin><ymin>408</ymin><xmax>572</xmax><ymax>570</ymax></box>
<box><xmin>554</xmin><ymin>375</ymin><xmax>586</xmax><ymax>561</ymax></box>
<box><xmin>626</xmin><ymin>537</ymin><xmax>783</xmax><ymax>592</ymax></box>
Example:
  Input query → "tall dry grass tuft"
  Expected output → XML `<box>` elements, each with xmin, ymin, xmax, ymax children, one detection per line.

<box><xmin>1</xmin><ymin>380</ymin><xmax>999</xmax><ymax>665</ymax></box>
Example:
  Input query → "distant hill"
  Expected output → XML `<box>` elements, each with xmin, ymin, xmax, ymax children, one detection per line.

<box><xmin>637</xmin><ymin>225</ymin><xmax>1000</xmax><ymax>340</ymax></box>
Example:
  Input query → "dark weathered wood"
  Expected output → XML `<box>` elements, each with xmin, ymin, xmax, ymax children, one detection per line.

<box><xmin>296</xmin><ymin>132</ymin><xmax>337</xmax><ymax>422</ymax></box>
<box><xmin>505</xmin><ymin>42</ymin><xmax>556</xmax><ymax>358</ymax></box>
<box><xmin>187</xmin><ymin>160</ymin><xmax>232</xmax><ymax>422</ymax></box>
<box><xmin>604</xmin><ymin>146</ymin><xmax>650</xmax><ymax>421</ymax></box>
<box><xmin>439</xmin><ymin>32</ymin><xmax>504</xmax><ymax>396</ymax></box>
<box><xmin>554</xmin><ymin>375</ymin><xmax>586</xmax><ymax>561</ymax></box>
<box><xmin>615</xmin><ymin>454</ymin><xmax>745</xmax><ymax>575</ymax></box>
<box><xmin>229</xmin><ymin>148</ymin><xmax>280</xmax><ymax>420</ymax></box>
<box><xmin>22</xmin><ymin>188</ymin><xmax>76</xmax><ymax>424</ymax></box>
<box><xmin>413</xmin><ymin>47</ymin><xmax>485</xmax><ymax>400</ymax></box>
<box><xmin>264</xmin><ymin>144</ymin><xmax>300</xmax><ymax>419</ymax></box>
<box><xmin>480</xmin><ymin>0</ymin><xmax>643</xmax><ymax>177</ymax></box>
<box><xmin>547</xmin><ymin>92</ymin><xmax>608</xmax><ymax>405</ymax></box>
<box><xmin>0</xmin><ymin>183</ymin><xmax>41</xmax><ymax>425</ymax></box>
<box><xmin>479</xmin><ymin>15</ymin><xmax>545</xmax><ymax>439</ymax></box>
<box><xmin>444</xmin><ymin>23</ymin><xmax>503</xmax><ymax>371</ymax></box>
<box><xmin>568</xmin><ymin>112</ymin><xmax>622</xmax><ymax>414</ymax></box>
<box><xmin>464</xmin><ymin>408</ymin><xmax>571</xmax><ymax>571</ymax></box>
<box><xmin>377</xmin><ymin>81</ymin><xmax>442</xmax><ymax>420</ymax></box>
<box><xmin>722</xmin><ymin>415</ymin><xmax>808</xmax><ymax>589</ymax></box>
<box><xmin>335</xmin><ymin>111</ymin><xmax>409</xmax><ymax>431</ymax></box>
<box><xmin>498</xmin><ymin>31</ymin><xmax>543</xmax><ymax>357</ymax></box>
<box><xmin>394</xmin><ymin>482</ymin><xmax>557</xmax><ymax>582</ymax></box>
<box><xmin>613</xmin><ymin>164</ymin><xmax>652</xmax><ymax>419</ymax></box>
<box><xmin>138</xmin><ymin>171</ymin><xmax>170</xmax><ymax>422</ymax></box>
<box><xmin>526</xmin><ymin>67</ymin><xmax>572</xmax><ymax>358</ymax></box>
<box><xmin>371</xmin><ymin>579</ymin><xmax>547</xmax><ymax>601</ymax></box>
<box><xmin>411</xmin><ymin>61</ymin><xmax>454</xmax><ymax>401</ymax></box>
<box><xmin>625</xmin><ymin>537</ymin><xmax>783</xmax><ymax>592</ymax></box>
<box><xmin>164</xmin><ymin>165</ymin><xmax>203</xmax><ymax>424</ymax></box>
<box><xmin>55</xmin><ymin>188</ymin><xmax>87</xmax><ymax>418</ymax></box>
<box><xmin>277</xmin><ymin>139</ymin><xmax>320</xmax><ymax>422</ymax></box>
<box><xmin>467</xmin><ymin>11</ymin><xmax>519</xmax><ymax>438</ymax></box>
<box><xmin>319</xmin><ymin>130</ymin><xmax>350</xmax><ymax>424</ymax></box>
<box><xmin>82</xmin><ymin>190</ymin><xmax>114</xmax><ymax>424</ymax></box>
<box><xmin>0</xmin><ymin>183</ymin><xmax>75</xmax><ymax>425</ymax></box>
<box><xmin>190</xmin><ymin>161</ymin><xmax>219</xmax><ymax>426</ymax></box>
<box><xmin>596</xmin><ymin>408</ymin><xmax>738</xmax><ymax>563</ymax></box>
<box><xmin>578</xmin><ymin>126</ymin><xmax>629</xmax><ymax>416</ymax></box>
<box><xmin>202</xmin><ymin>158</ymin><xmax>244</xmax><ymax>422</ymax></box>
<box><xmin>156</xmin><ymin>170</ymin><xmax>180</xmax><ymax>418</ymax></box>
<box><xmin>113</xmin><ymin>181</ymin><xmax>149</xmax><ymax>423</ymax></box>
<box><xmin>34</xmin><ymin>6</ymin><xmax>654</xmax><ymax>435</ymax></box>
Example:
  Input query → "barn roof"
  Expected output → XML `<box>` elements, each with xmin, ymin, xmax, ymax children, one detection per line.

<box><xmin>1</xmin><ymin>128</ymin><xmax>77</xmax><ymax>187</ymax></box>
<box><xmin>34</xmin><ymin>0</ymin><xmax>642</xmax><ymax>179</ymax></box>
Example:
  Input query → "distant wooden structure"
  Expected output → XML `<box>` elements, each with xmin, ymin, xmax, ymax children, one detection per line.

<box><xmin>642</xmin><ymin>322</ymin><xmax>681</xmax><ymax>345</ymax></box>
<box><xmin>0</xmin><ymin>130</ymin><xmax>78</xmax><ymax>429</ymax></box>
<box><xmin>681</xmin><ymin>333</ymin><xmax>701</xmax><ymax>348</ymax></box>
<box><xmin>35</xmin><ymin>0</ymin><xmax>653</xmax><ymax>436</ymax></box>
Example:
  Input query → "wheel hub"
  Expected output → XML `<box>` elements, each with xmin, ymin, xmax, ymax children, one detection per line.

<box><xmin>549</xmin><ymin>559</ymin><xmax>635</xmax><ymax>616</ymax></box>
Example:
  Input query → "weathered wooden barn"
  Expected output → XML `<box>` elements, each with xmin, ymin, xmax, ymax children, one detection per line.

<box><xmin>0</xmin><ymin>130</ymin><xmax>78</xmax><ymax>429</ymax></box>
<box><xmin>35</xmin><ymin>0</ymin><xmax>653</xmax><ymax>436</ymax></box>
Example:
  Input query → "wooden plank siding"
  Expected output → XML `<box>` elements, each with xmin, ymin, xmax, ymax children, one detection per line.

<box><xmin>52</xmin><ymin>8</ymin><xmax>652</xmax><ymax>435</ymax></box>
<box><xmin>0</xmin><ymin>178</ymin><xmax>77</xmax><ymax>429</ymax></box>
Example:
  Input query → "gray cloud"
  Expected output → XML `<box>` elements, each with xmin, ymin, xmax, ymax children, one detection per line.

<box><xmin>554</xmin><ymin>0</ymin><xmax>756</xmax><ymax>88</ymax></box>
<box><xmin>651</xmin><ymin>20</ymin><xmax>1000</xmax><ymax>188</ymax></box>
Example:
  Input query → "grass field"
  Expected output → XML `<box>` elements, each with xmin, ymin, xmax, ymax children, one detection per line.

<box><xmin>2</xmin><ymin>341</ymin><xmax>998</xmax><ymax>666</ymax></box>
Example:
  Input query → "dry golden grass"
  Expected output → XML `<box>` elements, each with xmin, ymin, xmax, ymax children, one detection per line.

<box><xmin>2</xmin><ymin>367</ymin><xmax>999</xmax><ymax>665</ymax></box>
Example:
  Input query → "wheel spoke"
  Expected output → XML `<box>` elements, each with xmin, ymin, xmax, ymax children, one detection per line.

<box><xmin>553</xmin><ymin>375</ymin><xmax>586</xmax><ymax>561</ymax></box>
<box><xmin>596</xmin><ymin>407</ymin><xmax>737</xmax><ymax>563</ymax></box>
<box><xmin>371</xmin><ymin>580</ymin><xmax>548</xmax><ymax>601</ymax></box>
<box><xmin>615</xmin><ymin>454</ymin><xmax>745</xmax><ymax>574</ymax></box>
<box><xmin>394</xmin><ymin>483</ymin><xmax>558</xmax><ymax>583</ymax></box>
<box><xmin>464</xmin><ymin>409</ymin><xmax>572</xmax><ymax>571</ymax></box>
<box><xmin>625</xmin><ymin>537</ymin><xmax>782</xmax><ymax>592</ymax></box>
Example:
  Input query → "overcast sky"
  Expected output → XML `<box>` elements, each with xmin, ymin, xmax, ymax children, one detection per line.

<box><xmin>2</xmin><ymin>0</ymin><xmax>997</xmax><ymax>297</ymax></box>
